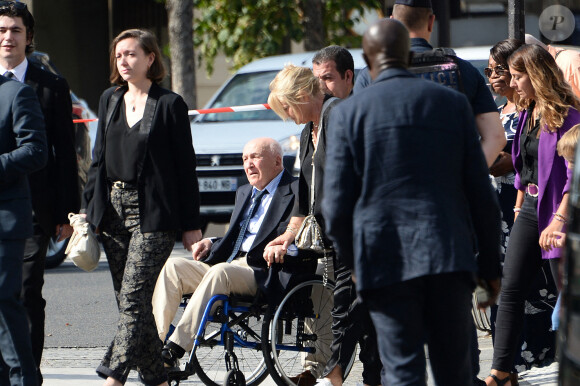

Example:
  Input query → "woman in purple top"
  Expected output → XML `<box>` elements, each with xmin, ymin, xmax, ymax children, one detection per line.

<box><xmin>487</xmin><ymin>44</ymin><xmax>580</xmax><ymax>386</ymax></box>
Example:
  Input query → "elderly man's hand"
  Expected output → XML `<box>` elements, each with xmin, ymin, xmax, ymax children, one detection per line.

<box><xmin>191</xmin><ymin>239</ymin><xmax>212</xmax><ymax>261</ymax></box>
<box><xmin>263</xmin><ymin>242</ymin><xmax>289</xmax><ymax>267</ymax></box>
<box><xmin>183</xmin><ymin>229</ymin><xmax>203</xmax><ymax>252</ymax></box>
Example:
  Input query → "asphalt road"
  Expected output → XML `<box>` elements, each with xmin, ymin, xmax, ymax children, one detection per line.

<box><xmin>43</xmin><ymin>222</ymin><xmax>228</xmax><ymax>348</ymax></box>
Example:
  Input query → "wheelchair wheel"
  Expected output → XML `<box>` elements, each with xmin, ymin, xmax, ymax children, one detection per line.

<box><xmin>225</xmin><ymin>369</ymin><xmax>247</xmax><ymax>386</ymax></box>
<box><xmin>262</xmin><ymin>279</ymin><xmax>354</xmax><ymax>385</ymax></box>
<box><xmin>191</xmin><ymin>312</ymin><xmax>269</xmax><ymax>386</ymax></box>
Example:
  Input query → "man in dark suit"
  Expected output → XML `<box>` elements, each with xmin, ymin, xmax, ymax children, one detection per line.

<box><xmin>322</xmin><ymin>19</ymin><xmax>502</xmax><ymax>386</ymax></box>
<box><xmin>152</xmin><ymin>137</ymin><xmax>312</xmax><ymax>365</ymax></box>
<box><xmin>0</xmin><ymin>3</ymin><xmax>79</xmax><ymax>381</ymax></box>
<box><xmin>0</xmin><ymin>74</ymin><xmax>46</xmax><ymax>386</ymax></box>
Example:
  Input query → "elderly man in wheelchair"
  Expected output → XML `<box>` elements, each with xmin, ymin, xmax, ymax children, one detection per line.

<box><xmin>152</xmin><ymin>138</ymin><xmax>330</xmax><ymax>386</ymax></box>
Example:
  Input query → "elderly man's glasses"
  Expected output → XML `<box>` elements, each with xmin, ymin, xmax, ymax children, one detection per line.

<box><xmin>0</xmin><ymin>1</ymin><xmax>27</xmax><ymax>10</ymax></box>
<box><xmin>484</xmin><ymin>65</ymin><xmax>509</xmax><ymax>78</ymax></box>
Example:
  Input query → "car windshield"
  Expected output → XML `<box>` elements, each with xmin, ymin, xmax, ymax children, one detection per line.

<box><xmin>199</xmin><ymin>71</ymin><xmax>281</xmax><ymax>122</ymax></box>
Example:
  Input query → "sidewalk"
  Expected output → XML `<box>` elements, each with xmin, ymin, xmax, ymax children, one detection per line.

<box><xmin>40</xmin><ymin>332</ymin><xmax>558</xmax><ymax>385</ymax></box>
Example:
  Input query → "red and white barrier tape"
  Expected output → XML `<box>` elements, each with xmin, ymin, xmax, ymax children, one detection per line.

<box><xmin>188</xmin><ymin>103</ymin><xmax>271</xmax><ymax>116</ymax></box>
<box><xmin>72</xmin><ymin>103</ymin><xmax>272</xmax><ymax>123</ymax></box>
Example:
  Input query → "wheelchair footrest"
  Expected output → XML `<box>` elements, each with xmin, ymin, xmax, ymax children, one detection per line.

<box><xmin>167</xmin><ymin>368</ymin><xmax>194</xmax><ymax>382</ymax></box>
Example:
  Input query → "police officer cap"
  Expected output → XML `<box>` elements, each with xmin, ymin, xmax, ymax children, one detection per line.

<box><xmin>394</xmin><ymin>0</ymin><xmax>432</xmax><ymax>8</ymax></box>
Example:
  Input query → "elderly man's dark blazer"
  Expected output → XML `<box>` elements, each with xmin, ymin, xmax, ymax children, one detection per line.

<box><xmin>25</xmin><ymin>63</ymin><xmax>79</xmax><ymax>235</ymax></box>
<box><xmin>0</xmin><ymin>76</ymin><xmax>47</xmax><ymax>239</ymax></box>
<box><xmin>203</xmin><ymin>170</ymin><xmax>316</xmax><ymax>304</ymax></box>
<box><xmin>322</xmin><ymin>67</ymin><xmax>502</xmax><ymax>293</ymax></box>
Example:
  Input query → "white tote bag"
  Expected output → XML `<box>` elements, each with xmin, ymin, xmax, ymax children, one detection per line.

<box><xmin>65</xmin><ymin>213</ymin><xmax>100</xmax><ymax>272</ymax></box>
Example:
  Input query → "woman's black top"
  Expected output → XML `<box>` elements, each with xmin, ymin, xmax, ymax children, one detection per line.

<box><xmin>519</xmin><ymin>104</ymin><xmax>540</xmax><ymax>187</ymax></box>
<box><xmin>105</xmin><ymin>100</ymin><xmax>146</xmax><ymax>184</ymax></box>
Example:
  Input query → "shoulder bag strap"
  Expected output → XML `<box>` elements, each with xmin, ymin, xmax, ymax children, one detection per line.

<box><xmin>309</xmin><ymin>97</ymin><xmax>339</xmax><ymax>214</ymax></box>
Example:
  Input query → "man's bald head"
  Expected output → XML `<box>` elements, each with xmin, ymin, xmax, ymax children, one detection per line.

<box><xmin>363</xmin><ymin>19</ymin><xmax>410</xmax><ymax>80</ymax></box>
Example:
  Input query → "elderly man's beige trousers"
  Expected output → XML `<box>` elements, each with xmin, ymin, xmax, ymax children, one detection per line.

<box><xmin>152</xmin><ymin>256</ymin><xmax>257</xmax><ymax>351</ymax></box>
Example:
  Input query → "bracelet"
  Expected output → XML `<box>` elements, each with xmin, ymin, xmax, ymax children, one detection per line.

<box><xmin>286</xmin><ymin>226</ymin><xmax>297</xmax><ymax>235</ymax></box>
<box><xmin>553</xmin><ymin>212</ymin><xmax>567</xmax><ymax>223</ymax></box>
<box><xmin>513</xmin><ymin>206</ymin><xmax>521</xmax><ymax>213</ymax></box>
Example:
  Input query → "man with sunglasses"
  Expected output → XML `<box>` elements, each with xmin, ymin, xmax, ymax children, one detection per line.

<box><xmin>0</xmin><ymin>2</ymin><xmax>79</xmax><ymax>384</ymax></box>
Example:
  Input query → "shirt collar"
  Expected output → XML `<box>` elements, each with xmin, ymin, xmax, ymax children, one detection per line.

<box><xmin>252</xmin><ymin>170</ymin><xmax>284</xmax><ymax>198</ymax></box>
<box><xmin>410</xmin><ymin>38</ymin><xmax>433</xmax><ymax>53</ymax></box>
<box><xmin>0</xmin><ymin>57</ymin><xmax>28</xmax><ymax>83</ymax></box>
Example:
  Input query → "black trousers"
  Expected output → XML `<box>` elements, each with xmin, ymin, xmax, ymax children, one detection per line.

<box><xmin>21</xmin><ymin>222</ymin><xmax>50</xmax><ymax>385</ymax></box>
<box><xmin>492</xmin><ymin>195</ymin><xmax>559</xmax><ymax>371</ymax></box>
<box><xmin>322</xmin><ymin>258</ymin><xmax>382</xmax><ymax>385</ymax></box>
<box><xmin>362</xmin><ymin>272</ymin><xmax>474</xmax><ymax>386</ymax></box>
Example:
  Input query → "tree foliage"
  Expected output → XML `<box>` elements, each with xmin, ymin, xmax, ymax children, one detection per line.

<box><xmin>193</xmin><ymin>0</ymin><xmax>382</xmax><ymax>74</ymax></box>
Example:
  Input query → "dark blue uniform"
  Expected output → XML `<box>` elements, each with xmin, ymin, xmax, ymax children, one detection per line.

<box><xmin>354</xmin><ymin>38</ymin><xmax>497</xmax><ymax>116</ymax></box>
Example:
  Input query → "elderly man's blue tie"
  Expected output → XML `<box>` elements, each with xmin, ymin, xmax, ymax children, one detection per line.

<box><xmin>226</xmin><ymin>189</ymin><xmax>268</xmax><ymax>262</ymax></box>
<box><xmin>3</xmin><ymin>71</ymin><xmax>14</xmax><ymax>79</ymax></box>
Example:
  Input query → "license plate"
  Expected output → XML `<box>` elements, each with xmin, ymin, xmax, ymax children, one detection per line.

<box><xmin>198</xmin><ymin>177</ymin><xmax>238</xmax><ymax>192</ymax></box>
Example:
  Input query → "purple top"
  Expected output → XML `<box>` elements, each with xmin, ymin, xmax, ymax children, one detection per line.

<box><xmin>512</xmin><ymin>106</ymin><xmax>580</xmax><ymax>259</ymax></box>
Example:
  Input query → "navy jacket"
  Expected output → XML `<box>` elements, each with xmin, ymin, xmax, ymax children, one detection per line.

<box><xmin>322</xmin><ymin>68</ymin><xmax>501</xmax><ymax>292</ymax></box>
<box><xmin>0</xmin><ymin>76</ymin><xmax>47</xmax><ymax>239</ymax></box>
<box><xmin>203</xmin><ymin>170</ymin><xmax>316</xmax><ymax>303</ymax></box>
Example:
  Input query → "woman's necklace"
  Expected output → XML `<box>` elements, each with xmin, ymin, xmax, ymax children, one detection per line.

<box><xmin>126</xmin><ymin>93</ymin><xmax>144</xmax><ymax>113</ymax></box>
<box><xmin>312</xmin><ymin>124</ymin><xmax>319</xmax><ymax>148</ymax></box>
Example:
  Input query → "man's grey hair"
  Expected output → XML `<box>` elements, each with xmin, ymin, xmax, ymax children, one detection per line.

<box><xmin>266</xmin><ymin>139</ymin><xmax>283</xmax><ymax>159</ymax></box>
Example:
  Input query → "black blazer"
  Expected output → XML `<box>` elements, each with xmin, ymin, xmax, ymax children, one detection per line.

<box><xmin>0</xmin><ymin>76</ymin><xmax>47</xmax><ymax>239</ymax></box>
<box><xmin>25</xmin><ymin>63</ymin><xmax>79</xmax><ymax>235</ymax></box>
<box><xmin>203</xmin><ymin>171</ymin><xmax>316</xmax><ymax>304</ymax></box>
<box><xmin>82</xmin><ymin>83</ymin><xmax>202</xmax><ymax>233</ymax></box>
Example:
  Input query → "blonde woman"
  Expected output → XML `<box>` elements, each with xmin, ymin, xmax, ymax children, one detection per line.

<box><xmin>265</xmin><ymin>65</ymin><xmax>382</xmax><ymax>386</ymax></box>
<box><xmin>487</xmin><ymin>44</ymin><xmax>580</xmax><ymax>386</ymax></box>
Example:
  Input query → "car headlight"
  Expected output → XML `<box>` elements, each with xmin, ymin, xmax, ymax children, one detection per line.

<box><xmin>279</xmin><ymin>135</ymin><xmax>301</xmax><ymax>176</ymax></box>
<box><xmin>279</xmin><ymin>135</ymin><xmax>300</xmax><ymax>155</ymax></box>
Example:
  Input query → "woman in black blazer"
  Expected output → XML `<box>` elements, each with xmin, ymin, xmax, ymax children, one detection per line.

<box><xmin>81</xmin><ymin>29</ymin><xmax>202</xmax><ymax>386</ymax></box>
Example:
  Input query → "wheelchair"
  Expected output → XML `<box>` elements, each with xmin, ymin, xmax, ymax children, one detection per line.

<box><xmin>167</xmin><ymin>274</ymin><xmax>354</xmax><ymax>386</ymax></box>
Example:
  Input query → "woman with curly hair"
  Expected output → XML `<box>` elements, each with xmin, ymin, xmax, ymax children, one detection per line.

<box><xmin>487</xmin><ymin>44</ymin><xmax>580</xmax><ymax>386</ymax></box>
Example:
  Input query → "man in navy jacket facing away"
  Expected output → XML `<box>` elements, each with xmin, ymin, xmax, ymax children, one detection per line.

<box><xmin>322</xmin><ymin>19</ymin><xmax>501</xmax><ymax>386</ymax></box>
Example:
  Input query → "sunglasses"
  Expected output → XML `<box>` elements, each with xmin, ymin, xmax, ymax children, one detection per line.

<box><xmin>484</xmin><ymin>65</ymin><xmax>509</xmax><ymax>78</ymax></box>
<box><xmin>0</xmin><ymin>1</ymin><xmax>27</xmax><ymax>10</ymax></box>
